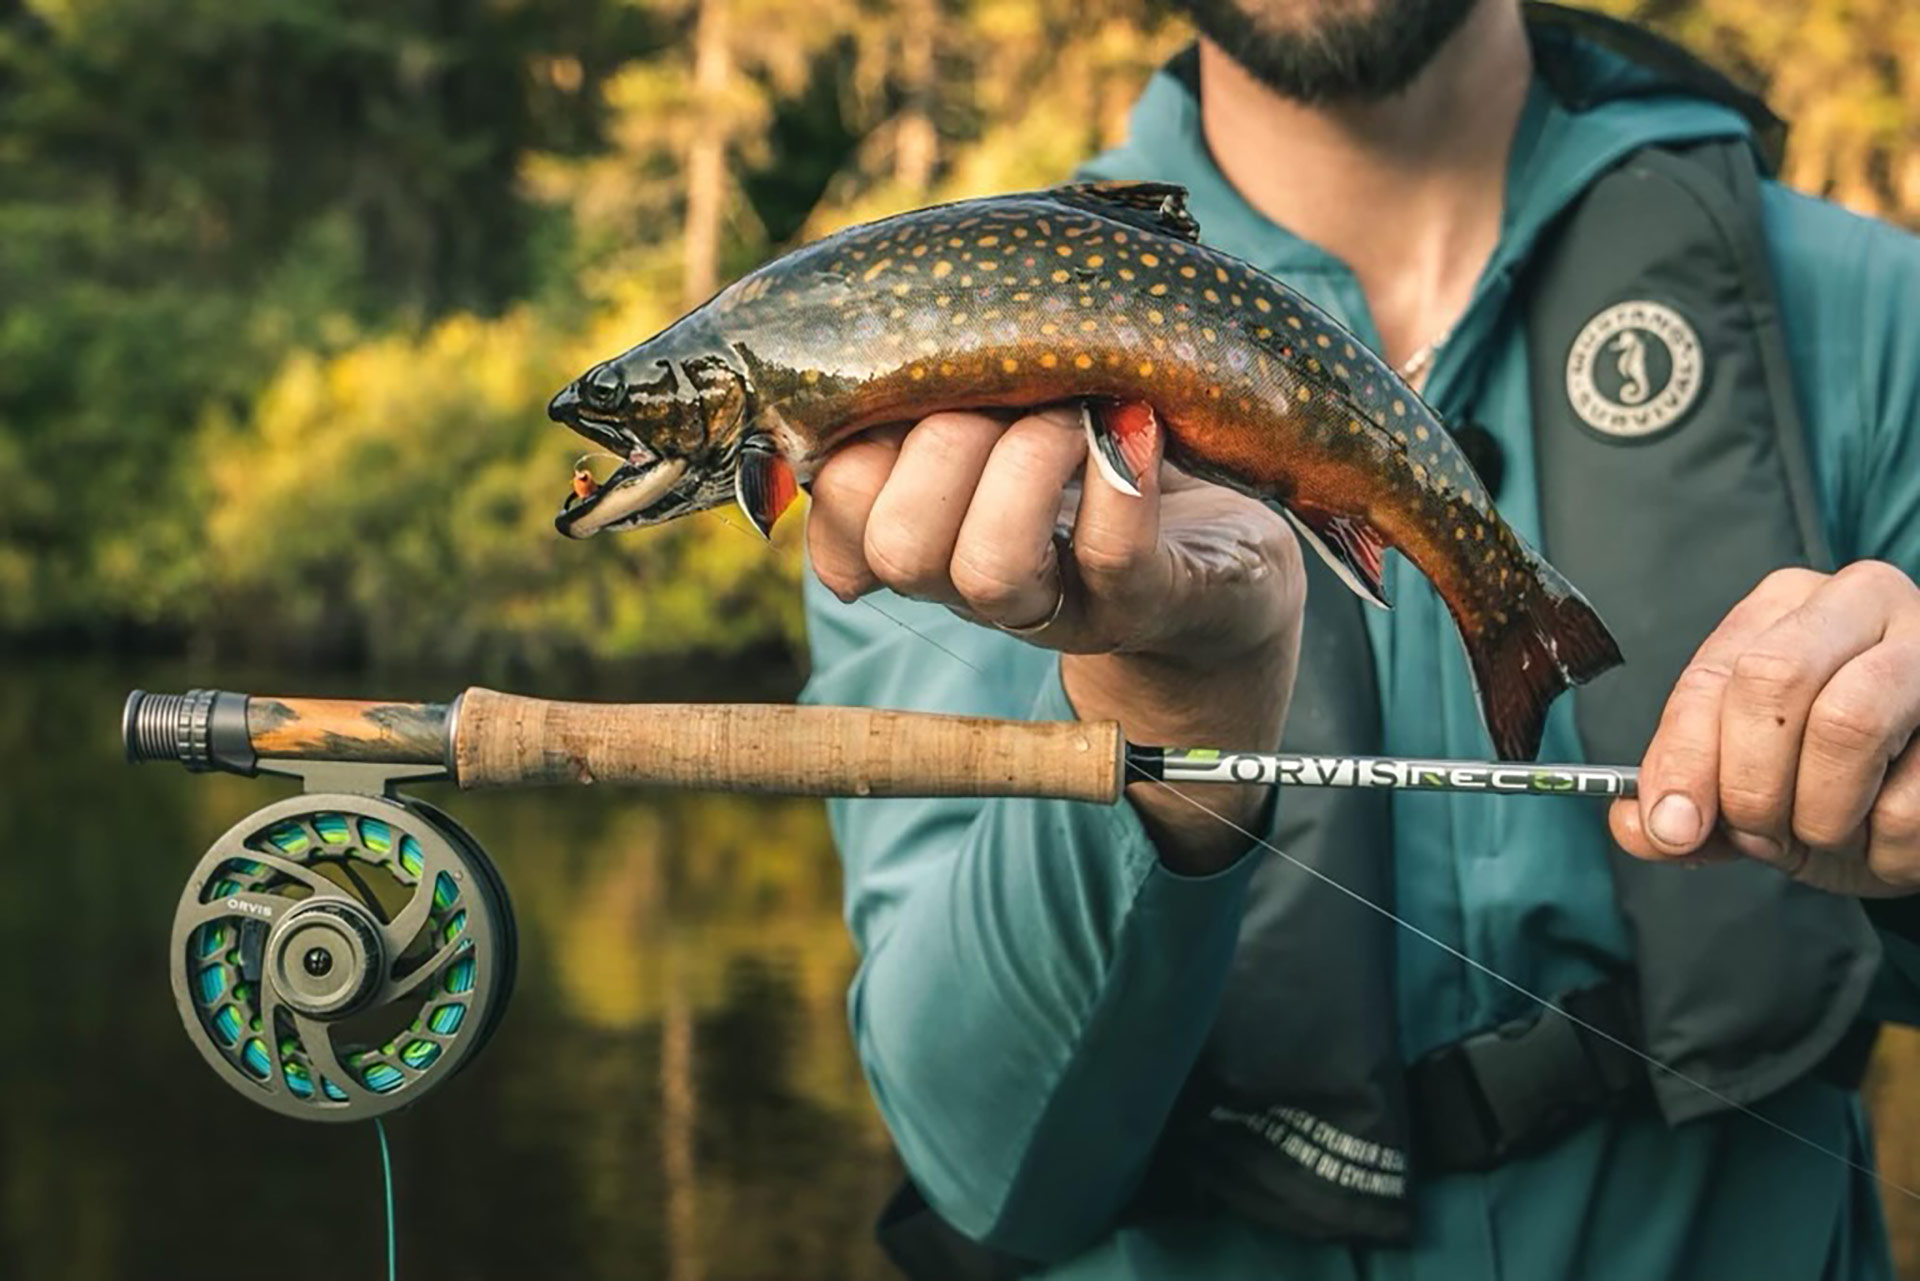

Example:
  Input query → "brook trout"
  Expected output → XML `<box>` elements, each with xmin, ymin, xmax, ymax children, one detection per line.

<box><xmin>547</xmin><ymin>181</ymin><xmax>1621</xmax><ymax>761</ymax></box>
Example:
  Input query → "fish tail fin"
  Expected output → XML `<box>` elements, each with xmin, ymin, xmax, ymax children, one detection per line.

<box><xmin>1464</xmin><ymin>551</ymin><xmax>1624</xmax><ymax>762</ymax></box>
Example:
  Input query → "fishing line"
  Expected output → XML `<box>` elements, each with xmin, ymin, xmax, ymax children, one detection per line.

<box><xmin>375</xmin><ymin>1117</ymin><xmax>398</xmax><ymax>1281</ymax></box>
<box><xmin>1131</xmin><ymin>763</ymin><xmax>1920</xmax><ymax>1203</ymax></box>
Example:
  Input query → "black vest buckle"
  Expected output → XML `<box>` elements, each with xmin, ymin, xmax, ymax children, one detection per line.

<box><xmin>1408</xmin><ymin>981</ymin><xmax>1649</xmax><ymax>1174</ymax></box>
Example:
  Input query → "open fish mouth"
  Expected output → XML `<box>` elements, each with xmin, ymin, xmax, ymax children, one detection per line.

<box><xmin>556</xmin><ymin>456</ymin><xmax>691</xmax><ymax>538</ymax></box>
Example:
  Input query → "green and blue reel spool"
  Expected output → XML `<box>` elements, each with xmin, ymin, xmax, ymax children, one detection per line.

<box><xmin>172</xmin><ymin>791</ymin><xmax>516</xmax><ymax>1121</ymax></box>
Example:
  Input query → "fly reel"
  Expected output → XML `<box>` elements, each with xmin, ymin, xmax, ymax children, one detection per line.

<box><xmin>172</xmin><ymin>788</ymin><xmax>516</xmax><ymax>1121</ymax></box>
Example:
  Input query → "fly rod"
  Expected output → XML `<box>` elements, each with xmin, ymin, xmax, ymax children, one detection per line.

<box><xmin>124</xmin><ymin>687</ymin><xmax>1638</xmax><ymax>800</ymax></box>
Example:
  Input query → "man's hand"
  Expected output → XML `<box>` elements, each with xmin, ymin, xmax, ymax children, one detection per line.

<box><xmin>807</xmin><ymin>406</ymin><xmax>1305</xmax><ymax>874</ymax></box>
<box><xmin>1611</xmin><ymin>562</ymin><xmax>1920</xmax><ymax>897</ymax></box>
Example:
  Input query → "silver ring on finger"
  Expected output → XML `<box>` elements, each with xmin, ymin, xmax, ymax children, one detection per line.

<box><xmin>995</xmin><ymin>586</ymin><xmax>1066</xmax><ymax>637</ymax></box>
<box><xmin>994</xmin><ymin>529</ymin><xmax>1071</xmax><ymax>637</ymax></box>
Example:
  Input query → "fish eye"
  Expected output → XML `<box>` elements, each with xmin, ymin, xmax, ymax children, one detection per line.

<box><xmin>582</xmin><ymin>364</ymin><xmax>626</xmax><ymax>410</ymax></box>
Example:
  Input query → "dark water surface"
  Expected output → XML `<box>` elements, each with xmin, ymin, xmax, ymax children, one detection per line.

<box><xmin>4</xmin><ymin>658</ymin><xmax>1919</xmax><ymax>1279</ymax></box>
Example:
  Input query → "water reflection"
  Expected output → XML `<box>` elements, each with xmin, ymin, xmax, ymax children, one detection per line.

<box><xmin>1</xmin><ymin>658</ymin><xmax>1915</xmax><ymax>1278</ymax></box>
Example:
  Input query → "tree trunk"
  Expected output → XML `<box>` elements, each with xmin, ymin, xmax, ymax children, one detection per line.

<box><xmin>894</xmin><ymin>1</ymin><xmax>938</xmax><ymax>194</ymax></box>
<box><xmin>683</xmin><ymin>0</ymin><xmax>732</xmax><ymax>308</ymax></box>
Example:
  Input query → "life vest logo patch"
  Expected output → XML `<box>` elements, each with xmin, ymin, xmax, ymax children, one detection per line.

<box><xmin>1564</xmin><ymin>300</ymin><xmax>1704</xmax><ymax>439</ymax></box>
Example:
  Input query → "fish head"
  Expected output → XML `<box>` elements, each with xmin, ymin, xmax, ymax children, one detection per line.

<box><xmin>549</xmin><ymin>347</ymin><xmax>751</xmax><ymax>538</ymax></box>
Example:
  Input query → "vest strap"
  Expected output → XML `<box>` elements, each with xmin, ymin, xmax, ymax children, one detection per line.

<box><xmin>1409</xmin><ymin>981</ymin><xmax>1648</xmax><ymax>1174</ymax></box>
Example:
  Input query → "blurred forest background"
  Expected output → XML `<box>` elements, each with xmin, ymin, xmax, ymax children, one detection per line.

<box><xmin>4</xmin><ymin>0</ymin><xmax>1916</xmax><ymax>673</ymax></box>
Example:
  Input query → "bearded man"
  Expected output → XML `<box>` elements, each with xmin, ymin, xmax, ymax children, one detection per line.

<box><xmin>799</xmin><ymin>2</ymin><xmax>1920</xmax><ymax>1276</ymax></box>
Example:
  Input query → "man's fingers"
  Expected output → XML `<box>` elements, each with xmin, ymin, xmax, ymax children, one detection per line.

<box><xmin>1868</xmin><ymin>738</ymin><xmax>1920</xmax><ymax>891</ymax></box>
<box><xmin>1634</xmin><ymin>570</ymin><xmax>1819</xmax><ymax>857</ymax></box>
<box><xmin>862</xmin><ymin>413</ymin><xmax>1005</xmax><ymax>605</ymax></box>
<box><xmin>1717</xmin><ymin>566</ymin><xmax>1900</xmax><ymax>844</ymax></box>
<box><xmin>949</xmin><ymin>409</ymin><xmax>1085</xmax><ymax>628</ymax></box>
<box><xmin>1790</xmin><ymin>632</ymin><xmax>1920</xmax><ymax>849</ymax></box>
<box><xmin>807</xmin><ymin>428</ymin><xmax>905</xmax><ymax>601</ymax></box>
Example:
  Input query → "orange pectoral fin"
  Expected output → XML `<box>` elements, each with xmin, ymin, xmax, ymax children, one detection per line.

<box><xmin>736</xmin><ymin>438</ymin><xmax>800</xmax><ymax>539</ymax></box>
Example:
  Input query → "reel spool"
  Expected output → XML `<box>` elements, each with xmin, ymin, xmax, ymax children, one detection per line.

<box><xmin>172</xmin><ymin>790</ymin><xmax>516</xmax><ymax>1121</ymax></box>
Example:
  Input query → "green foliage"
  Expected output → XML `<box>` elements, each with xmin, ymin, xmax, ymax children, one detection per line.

<box><xmin>4</xmin><ymin>0</ymin><xmax>1913</xmax><ymax>667</ymax></box>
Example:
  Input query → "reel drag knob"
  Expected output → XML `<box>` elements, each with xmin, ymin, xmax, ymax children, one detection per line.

<box><xmin>267</xmin><ymin>901</ymin><xmax>384</xmax><ymax>1019</ymax></box>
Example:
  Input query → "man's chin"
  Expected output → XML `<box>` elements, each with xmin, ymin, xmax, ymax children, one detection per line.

<box><xmin>1170</xmin><ymin>0</ymin><xmax>1483</xmax><ymax>104</ymax></box>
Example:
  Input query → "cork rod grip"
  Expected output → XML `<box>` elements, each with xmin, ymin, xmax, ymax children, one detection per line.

<box><xmin>452</xmin><ymin>688</ymin><xmax>1125</xmax><ymax>803</ymax></box>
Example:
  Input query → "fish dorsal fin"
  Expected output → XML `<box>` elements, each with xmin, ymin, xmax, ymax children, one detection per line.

<box><xmin>1049</xmin><ymin>181</ymin><xmax>1201</xmax><ymax>242</ymax></box>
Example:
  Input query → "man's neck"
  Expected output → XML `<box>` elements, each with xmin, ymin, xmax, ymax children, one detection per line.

<box><xmin>1196</xmin><ymin>0</ymin><xmax>1534</xmax><ymax>375</ymax></box>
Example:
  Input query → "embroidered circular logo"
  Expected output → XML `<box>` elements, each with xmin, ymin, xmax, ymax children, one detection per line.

<box><xmin>1564</xmin><ymin>300</ymin><xmax>1704</xmax><ymax>439</ymax></box>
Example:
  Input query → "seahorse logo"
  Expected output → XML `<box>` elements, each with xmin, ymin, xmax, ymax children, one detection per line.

<box><xmin>1609</xmin><ymin>330</ymin><xmax>1650</xmax><ymax>405</ymax></box>
<box><xmin>1565</xmin><ymin>300</ymin><xmax>1704</xmax><ymax>440</ymax></box>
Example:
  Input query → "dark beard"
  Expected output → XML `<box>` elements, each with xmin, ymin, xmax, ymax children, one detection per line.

<box><xmin>1172</xmin><ymin>0</ymin><xmax>1485</xmax><ymax>103</ymax></box>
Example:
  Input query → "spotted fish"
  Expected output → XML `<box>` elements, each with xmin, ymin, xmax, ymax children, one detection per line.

<box><xmin>547</xmin><ymin>180</ymin><xmax>1621</xmax><ymax>760</ymax></box>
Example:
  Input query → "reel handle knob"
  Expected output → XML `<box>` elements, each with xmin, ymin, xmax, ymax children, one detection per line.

<box><xmin>452</xmin><ymin>688</ymin><xmax>1125</xmax><ymax>803</ymax></box>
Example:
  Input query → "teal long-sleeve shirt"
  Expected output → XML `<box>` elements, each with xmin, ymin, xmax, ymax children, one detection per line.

<box><xmin>801</xmin><ymin>56</ymin><xmax>1920</xmax><ymax>1281</ymax></box>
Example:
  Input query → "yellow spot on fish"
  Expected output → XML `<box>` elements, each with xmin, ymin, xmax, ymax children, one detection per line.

<box><xmin>935</xmin><ymin>295</ymin><xmax>951</xmax><ymax>307</ymax></box>
<box><xmin>960</xmin><ymin>275</ymin><xmax>974</xmax><ymax>287</ymax></box>
<box><xmin>1256</xmin><ymin>326</ymin><xmax>1272</xmax><ymax>340</ymax></box>
<box><xmin>1040</xmin><ymin>352</ymin><xmax>1058</xmax><ymax>368</ymax></box>
<box><xmin>1086</xmin><ymin>254</ymin><xmax>1105</xmax><ymax>268</ymax></box>
<box><xmin>1052</xmin><ymin>269</ymin><xmax>1070</xmax><ymax>283</ymax></box>
<box><xmin>1119</xmin><ymin>268</ymin><xmax>1135</xmax><ymax>281</ymax></box>
<box><xmin>1344</xmin><ymin>342</ymin><xmax>1357</xmax><ymax>358</ymax></box>
<box><xmin>1080</xmin><ymin>319</ymin><xmax>1098</xmax><ymax>331</ymax></box>
<box><xmin>891</xmin><ymin>282</ymin><xmax>910</xmax><ymax>296</ymax></box>
<box><xmin>910</xmin><ymin>366</ymin><xmax>926</xmax><ymax>380</ymax></box>
<box><xmin>1074</xmin><ymin>353</ymin><xmax>1093</xmax><ymax>369</ymax></box>
<box><xmin>979</xmin><ymin>235</ymin><xmax>999</xmax><ymax>247</ymax></box>
<box><xmin>1203</xmin><ymin>289</ymin><xmax>1219</xmax><ymax>303</ymax></box>
<box><xmin>1002</xmin><ymin>358</ymin><xmax>1019</xmax><ymax>373</ymax></box>
<box><xmin>911</xmin><ymin>244</ymin><xmax>928</xmax><ymax>257</ymax></box>
<box><xmin>940</xmin><ymin>362</ymin><xmax>956</xmax><ymax>375</ymax></box>
<box><xmin>1180</xmin><ymin>265</ymin><xmax>1198</xmax><ymax>278</ymax></box>
<box><xmin>1412</xmin><ymin>464</ymin><xmax>1427</xmax><ymax>481</ymax></box>
<box><xmin>1392</xmin><ymin>400</ymin><xmax>1406</xmax><ymax>416</ymax></box>
<box><xmin>1138</xmin><ymin>360</ymin><xmax>1154</xmax><ymax>376</ymax></box>
<box><xmin>1415</xmin><ymin>425</ymin><xmax>1429</xmax><ymax>441</ymax></box>
<box><xmin>1255</xmin><ymin>297</ymin><xmax>1272</xmax><ymax>312</ymax></box>
<box><xmin>1333</xmin><ymin>363</ymin><xmax>1349</xmax><ymax>378</ymax></box>
<box><xmin>1202</xmin><ymin>327</ymin><xmax>1216</xmax><ymax>341</ymax></box>
<box><xmin>1149</xmin><ymin>282</ymin><xmax>1168</xmax><ymax>296</ymax></box>
<box><xmin>1307</xmin><ymin>357</ymin><xmax>1321</xmax><ymax>372</ymax></box>
<box><xmin>1209</xmin><ymin>387</ymin><xmax>1222</xmax><ymax>399</ymax></box>
<box><xmin>1079</xmin><ymin>295</ymin><xmax>1094</xmax><ymax>307</ymax></box>
<box><xmin>1056</xmin><ymin>245</ymin><xmax>1073</xmax><ymax>257</ymax></box>
<box><xmin>1349</xmin><ymin>419</ymin><xmax>1363</xmax><ymax>434</ymax></box>
<box><xmin>1148</xmin><ymin>309</ymin><xmax>1164</xmax><ymax>324</ymax></box>
<box><xmin>1140</xmin><ymin>253</ymin><xmax>1160</xmax><ymax>267</ymax></box>
<box><xmin>803</xmin><ymin>370</ymin><xmax>820</xmax><ymax>384</ymax></box>
<box><xmin>861</xmin><ymin>259</ymin><xmax>893</xmax><ymax>282</ymax></box>
<box><xmin>978</xmin><ymin>260</ymin><xmax>999</xmax><ymax>272</ymax></box>
<box><xmin>1287</xmin><ymin>316</ymin><xmax>1303</xmax><ymax>330</ymax></box>
<box><xmin>1296</xmin><ymin>386</ymin><xmax>1311</xmax><ymax>403</ymax></box>
<box><xmin>1040</xmin><ymin>321</ymin><xmax>1059</xmax><ymax>335</ymax></box>
<box><xmin>932</xmin><ymin>261</ymin><xmax>952</xmax><ymax>278</ymax></box>
<box><xmin>1013</xmin><ymin>291</ymin><xmax>1033</xmax><ymax>302</ymax></box>
<box><xmin>1316</xmin><ymin>334</ymin><xmax>1331</xmax><ymax>349</ymax></box>
<box><xmin>1455</xmin><ymin>526</ymin><xmax>1466</xmax><ymax>539</ymax></box>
